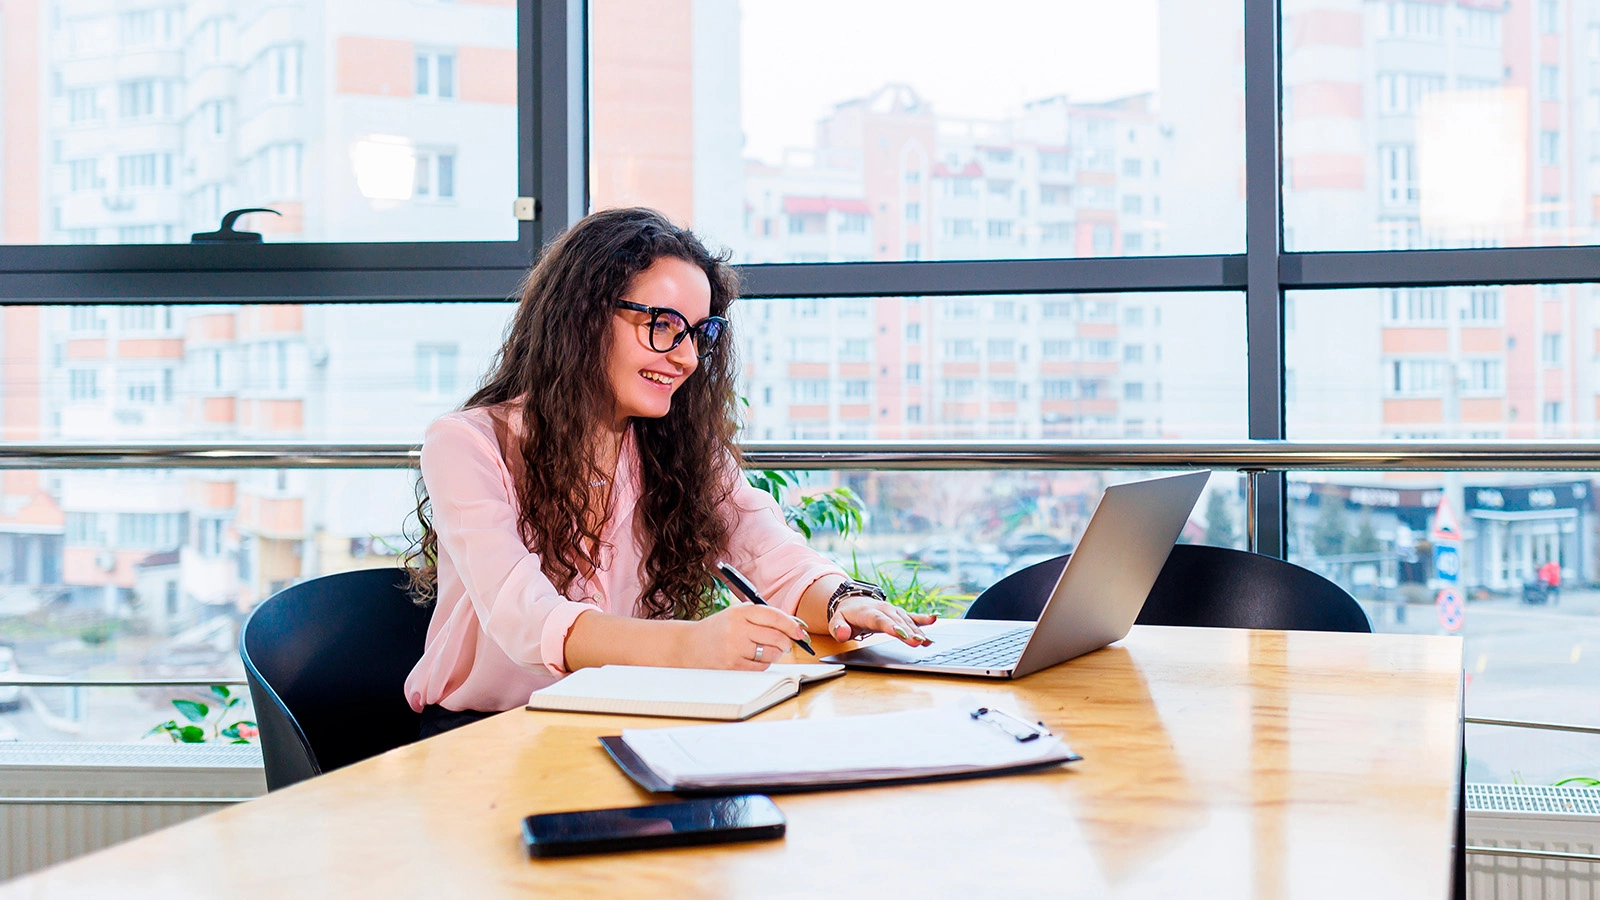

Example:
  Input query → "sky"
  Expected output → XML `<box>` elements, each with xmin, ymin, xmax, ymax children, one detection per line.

<box><xmin>738</xmin><ymin>0</ymin><xmax>1162</xmax><ymax>164</ymax></box>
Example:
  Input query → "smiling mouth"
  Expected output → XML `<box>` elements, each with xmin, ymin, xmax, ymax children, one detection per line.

<box><xmin>640</xmin><ymin>371</ymin><xmax>676</xmax><ymax>386</ymax></box>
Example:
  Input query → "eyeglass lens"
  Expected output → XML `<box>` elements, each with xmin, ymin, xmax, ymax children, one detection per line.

<box><xmin>648</xmin><ymin>309</ymin><xmax>724</xmax><ymax>358</ymax></box>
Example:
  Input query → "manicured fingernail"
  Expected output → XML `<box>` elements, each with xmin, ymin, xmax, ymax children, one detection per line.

<box><xmin>894</xmin><ymin>625</ymin><xmax>909</xmax><ymax>638</ymax></box>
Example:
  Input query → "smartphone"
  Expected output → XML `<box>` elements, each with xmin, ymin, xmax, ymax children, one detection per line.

<box><xmin>522</xmin><ymin>794</ymin><xmax>786</xmax><ymax>858</ymax></box>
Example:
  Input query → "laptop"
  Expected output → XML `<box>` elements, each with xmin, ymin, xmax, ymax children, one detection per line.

<box><xmin>822</xmin><ymin>470</ymin><xmax>1209</xmax><ymax>679</ymax></box>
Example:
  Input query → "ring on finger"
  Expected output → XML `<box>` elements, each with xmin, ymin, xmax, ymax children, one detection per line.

<box><xmin>753</xmin><ymin>644</ymin><xmax>765</xmax><ymax>661</ymax></box>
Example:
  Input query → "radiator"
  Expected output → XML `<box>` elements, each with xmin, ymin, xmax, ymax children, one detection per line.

<box><xmin>1469</xmin><ymin>783</ymin><xmax>1600</xmax><ymax>900</ymax></box>
<box><xmin>0</xmin><ymin>742</ymin><xmax>266</xmax><ymax>882</ymax></box>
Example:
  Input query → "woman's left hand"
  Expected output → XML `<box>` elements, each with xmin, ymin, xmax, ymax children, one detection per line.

<box><xmin>828</xmin><ymin>595</ymin><xmax>937</xmax><ymax>647</ymax></box>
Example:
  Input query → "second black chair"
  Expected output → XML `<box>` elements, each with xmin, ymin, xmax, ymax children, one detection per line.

<box><xmin>964</xmin><ymin>543</ymin><xmax>1371</xmax><ymax>633</ymax></box>
<box><xmin>239</xmin><ymin>567</ymin><xmax>435</xmax><ymax>791</ymax></box>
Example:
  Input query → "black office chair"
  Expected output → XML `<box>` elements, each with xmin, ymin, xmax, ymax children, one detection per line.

<box><xmin>239</xmin><ymin>567</ymin><xmax>435</xmax><ymax>791</ymax></box>
<box><xmin>965</xmin><ymin>544</ymin><xmax>1372</xmax><ymax>633</ymax></box>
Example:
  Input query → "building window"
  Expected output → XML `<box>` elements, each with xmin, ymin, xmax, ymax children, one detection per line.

<box><xmin>1124</xmin><ymin>306</ymin><xmax>1145</xmax><ymax>326</ymax></box>
<box><xmin>70</xmin><ymin>306</ymin><xmax>105</xmax><ymax>332</ymax></box>
<box><xmin>68</xmin><ymin>159</ymin><xmax>101</xmax><ymax>192</ymax></box>
<box><xmin>69</xmin><ymin>369</ymin><xmax>101</xmax><ymax>401</ymax></box>
<box><xmin>943</xmin><ymin>379</ymin><xmax>976</xmax><ymax>399</ymax></box>
<box><xmin>904</xmin><ymin>202</ymin><xmax>920</xmax><ymax>223</ymax></box>
<box><xmin>987</xmin><ymin>339</ymin><xmax>1015</xmax><ymax>360</ymax></box>
<box><xmin>1541</xmin><ymin>334</ymin><xmax>1562</xmax><ymax>366</ymax></box>
<box><xmin>1123</xmin><ymin>344</ymin><xmax>1144</xmax><ymax>364</ymax></box>
<box><xmin>1539</xmin><ymin>130</ymin><xmax>1560</xmax><ymax>166</ymax></box>
<box><xmin>1042</xmin><ymin>379</ymin><xmax>1072</xmax><ymax>400</ymax></box>
<box><xmin>1091</xmin><ymin>225</ymin><xmax>1113</xmax><ymax>255</ymax></box>
<box><xmin>941</xmin><ymin>218</ymin><xmax>977</xmax><ymax>239</ymax></box>
<box><xmin>906</xmin><ymin>404</ymin><xmax>922</xmax><ymax>423</ymax></box>
<box><xmin>841</xmin><ymin>380</ymin><xmax>869</xmax><ymax>400</ymax></box>
<box><xmin>1539</xmin><ymin>65</ymin><xmax>1561</xmax><ymax>101</ymax></box>
<box><xmin>905</xmin><ymin>363</ymin><xmax>921</xmax><ymax>383</ymax></box>
<box><xmin>1539</xmin><ymin>0</ymin><xmax>1559</xmax><ymax>33</ymax></box>
<box><xmin>1124</xmin><ymin>382</ymin><xmax>1145</xmax><ymax>401</ymax></box>
<box><xmin>68</xmin><ymin>88</ymin><xmax>102</xmax><ymax>123</ymax></box>
<box><xmin>263</xmin><ymin>44</ymin><xmax>303</xmax><ymax>100</ymax></box>
<box><xmin>986</xmin><ymin>219</ymin><xmax>1013</xmax><ymax>239</ymax></box>
<box><xmin>1041</xmin><ymin>340</ymin><xmax>1074</xmax><ymax>360</ymax></box>
<box><xmin>415</xmin><ymin>150</ymin><xmax>457</xmax><ymax>201</ymax></box>
<box><xmin>1041</xmin><ymin>223</ymin><xmax>1073</xmax><ymax>244</ymax></box>
<box><xmin>118</xmin><ymin>152</ymin><xmax>174</xmax><ymax>190</ymax></box>
<box><xmin>905</xmin><ymin>323</ymin><xmax>921</xmax><ymax>342</ymax></box>
<box><xmin>943</xmin><ymin>339</ymin><xmax>978</xmax><ymax>360</ymax></box>
<box><xmin>1463</xmin><ymin>289</ymin><xmax>1501</xmax><ymax>323</ymax></box>
<box><xmin>415</xmin><ymin>343</ymin><xmax>459</xmax><ymax>398</ymax></box>
<box><xmin>1122</xmin><ymin>195</ymin><xmax>1143</xmax><ymax>215</ymax></box>
<box><xmin>416</xmin><ymin>49</ymin><xmax>457</xmax><ymax>100</ymax></box>
<box><xmin>1543</xmin><ymin>400</ymin><xmax>1563</xmax><ymax>425</ymax></box>
<box><xmin>118</xmin><ymin>79</ymin><xmax>172</xmax><ymax>119</ymax></box>
<box><xmin>258</xmin><ymin>143</ymin><xmax>303</xmax><ymax>199</ymax></box>
<box><xmin>1122</xmin><ymin>158</ymin><xmax>1143</xmax><ymax>177</ymax></box>
<box><xmin>1464</xmin><ymin>359</ymin><xmax>1503</xmax><ymax>394</ymax></box>
<box><xmin>1084</xmin><ymin>340</ymin><xmax>1115</xmax><ymax>360</ymax></box>
<box><xmin>839</xmin><ymin>339</ymin><xmax>871</xmax><ymax>361</ymax></box>
<box><xmin>1387</xmin><ymin>359</ymin><xmax>1446</xmax><ymax>396</ymax></box>
<box><xmin>790</xmin><ymin>380</ymin><xmax>828</xmax><ymax>402</ymax></box>
<box><xmin>1379</xmin><ymin>145</ymin><xmax>1416</xmax><ymax>206</ymax></box>
<box><xmin>989</xmin><ymin>380</ymin><xmax>1017</xmax><ymax>400</ymax></box>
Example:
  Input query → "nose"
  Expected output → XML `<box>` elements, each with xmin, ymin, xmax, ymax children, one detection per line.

<box><xmin>666</xmin><ymin>333</ymin><xmax>699</xmax><ymax>372</ymax></box>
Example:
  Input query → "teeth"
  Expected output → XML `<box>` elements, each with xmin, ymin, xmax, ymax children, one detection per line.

<box><xmin>641</xmin><ymin>372</ymin><xmax>674</xmax><ymax>385</ymax></box>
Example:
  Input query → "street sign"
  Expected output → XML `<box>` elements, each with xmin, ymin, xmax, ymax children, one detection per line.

<box><xmin>1433</xmin><ymin>544</ymin><xmax>1460</xmax><ymax>583</ymax></box>
<box><xmin>1436</xmin><ymin>588</ymin><xmax>1464</xmax><ymax>633</ymax></box>
<box><xmin>1431</xmin><ymin>496</ymin><xmax>1462</xmax><ymax>544</ymax></box>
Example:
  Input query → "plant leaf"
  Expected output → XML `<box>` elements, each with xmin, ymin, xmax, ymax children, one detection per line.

<box><xmin>231</xmin><ymin>739</ymin><xmax>251</xmax><ymax>745</ymax></box>
<box><xmin>178</xmin><ymin>725</ymin><xmax>206</xmax><ymax>743</ymax></box>
<box><xmin>1553</xmin><ymin>776</ymin><xmax>1600</xmax><ymax>787</ymax></box>
<box><xmin>209</xmin><ymin>685</ymin><xmax>231</xmax><ymax>701</ymax></box>
<box><xmin>172</xmin><ymin>699</ymin><xmax>209</xmax><ymax>723</ymax></box>
<box><xmin>219</xmin><ymin>724</ymin><xmax>240</xmax><ymax>739</ymax></box>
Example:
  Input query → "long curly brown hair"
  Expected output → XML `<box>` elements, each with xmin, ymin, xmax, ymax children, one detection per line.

<box><xmin>404</xmin><ymin>208</ymin><xmax>743</xmax><ymax>620</ymax></box>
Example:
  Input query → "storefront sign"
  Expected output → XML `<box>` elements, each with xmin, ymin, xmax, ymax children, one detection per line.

<box><xmin>1465</xmin><ymin>482</ymin><xmax>1591</xmax><ymax>513</ymax></box>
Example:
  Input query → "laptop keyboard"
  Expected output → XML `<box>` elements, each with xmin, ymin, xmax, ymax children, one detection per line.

<box><xmin>909</xmin><ymin>627</ymin><xmax>1033</xmax><ymax>669</ymax></box>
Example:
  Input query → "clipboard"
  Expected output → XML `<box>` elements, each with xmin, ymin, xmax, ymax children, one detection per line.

<box><xmin>597</xmin><ymin>706</ymin><xmax>1083</xmax><ymax>796</ymax></box>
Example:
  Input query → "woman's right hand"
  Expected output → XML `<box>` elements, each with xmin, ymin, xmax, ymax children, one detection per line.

<box><xmin>675</xmin><ymin>604</ymin><xmax>809</xmax><ymax>670</ymax></box>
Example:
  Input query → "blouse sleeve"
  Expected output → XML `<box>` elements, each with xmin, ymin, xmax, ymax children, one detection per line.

<box><xmin>421</xmin><ymin>415</ymin><xmax>598</xmax><ymax>675</ymax></box>
<box><xmin>718</xmin><ymin>463</ymin><xmax>848</xmax><ymax>616</ymax></box>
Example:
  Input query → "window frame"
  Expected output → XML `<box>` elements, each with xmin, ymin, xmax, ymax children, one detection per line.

<box><xmin>0</xmin><ymin>0</ymin><xmax>565</xmax><ymax>304</ymax></box>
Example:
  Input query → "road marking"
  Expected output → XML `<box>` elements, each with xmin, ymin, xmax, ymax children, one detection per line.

<box><xmin>1475</xmin><ymin>653</ymin><xmax>1488</xmax><ymax>674</ymax></box>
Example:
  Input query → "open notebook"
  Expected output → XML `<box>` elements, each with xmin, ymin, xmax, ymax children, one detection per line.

<box><xmin>600</xmin><ymin>706</ymin><xmax>1081</xmax><ymax>794</ymax></box>
<box><xmin>525</xmin><ymin>664</ymin><xmax>845</xmax><ymax>721</ymax></box>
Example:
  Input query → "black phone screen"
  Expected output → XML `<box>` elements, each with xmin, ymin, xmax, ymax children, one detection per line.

<box><xmin>522</xmin><ymin>794</ymin><xmax>786</xmax><ymax>857</ymax></box>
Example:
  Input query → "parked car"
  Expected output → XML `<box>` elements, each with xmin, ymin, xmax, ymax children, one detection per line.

<box><xmin>998</xmin><ymin>532</ymin><xmax>1071</xmax><ymax>559</ymax></box>
<box><xmin>0</xmin><ymin>646</ymin><xmax>21</xmax><ymax>712</ymax></box>
<box><xmin>903</xmin><ymin>543</ymin><xmax>1007</xmax><ymax>592</ymax></box>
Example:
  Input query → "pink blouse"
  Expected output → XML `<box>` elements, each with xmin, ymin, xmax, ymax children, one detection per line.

<box><xmin>403</xmin><ymin>406</ymin><xmax>847</xmax><ymax>713</ymax></box>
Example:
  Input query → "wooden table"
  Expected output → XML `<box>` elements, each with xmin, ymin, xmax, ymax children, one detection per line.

<box><xmin>0</xmin><ymin>626</ymin><xmax>1463</xmax><ymax>899</ymax></box>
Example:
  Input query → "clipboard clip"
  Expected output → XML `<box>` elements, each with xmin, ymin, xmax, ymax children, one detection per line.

<box><xmin>970</xmin><ymin>707</ymin><xmax>1051</xmax><ymax>743</ymax></box>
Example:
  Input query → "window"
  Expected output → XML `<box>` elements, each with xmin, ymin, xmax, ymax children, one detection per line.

<box><xmin>118</xmin><ymin>152</ymin><xmax>173</xmax><ymax>190</ymax></box>
<box><xmin>941</xmin><ymin>218</ymin><xmax>977</xmax><ymax>239</ymax></box>
<box><xmin>1124</xmin><ymin>344</ymin><xmax>1144</xmax><ymax>364</ymax></box>
<box><xmin>116</xmin><ymin>513</ymin><xmax>186</xmax><ymax>550</ymax></box>
<box><xmin>1124</xmin><ymin>306</ymin><xmax>1144</xmax><ymax>326</ymax></box>
<box><xmin>1543</xmin><ymin>400</ymin><xmax>1563</xmax><ymax>425</ymax></box>
<box><xmin>943</xmin><ymin>339</ymin><xmax>978</xmax><ymax>360</ymax></box>
<box><xmin>1380</xmin><ymin>2</ymin><xmax>1444</xmax><ymax>38</ymax></box>
<box><xmin>1384</xmin><ymin>289</ymin><xmax>1448</xmax><ymax>323</ymax></box>
<box><xmin>68</xmin><ymin>368</ymin><xmax>101</xmax><ymax>401</ymax></box>
<box><xmin>1539</xmin><ymin>65</ymin><xmax>1561</xmax><ymax>102</ymax></box>
<box><xmin>1041</xmin><ymin>340</ymin><xmax>1074</xmax><ymax>360</ymax></box>
<box><xmin>117</xmin><ymin>79</ymin><xmax>171</xmax><ymax>119</ymax></box>
<box><xmin>1541</xmin><ymin>334</ymin><xmax>1562</xmax><ymax>366</ymax></box>
<box><xmin>68</xmin><ymin>88</ymin><xmax>102</xmax><ymax>123</ymax></box>
<box><xmin>1040</xmin><ymin>223</ymin><xmax>1073</xmax><ymax>244</ymax></box>
<box><xmin>1039</xmin><ymin>185</ymin><xmax>1071</xmax><ymax>206</ymax></box>
<box><xmin>202</xmin><ymin>100</ymin><xmax>228</xmax><ymax>140</ymax></box>
<box><xmin>1122</xmin><ymin>158</ymin><xmax>1143</xmax><ymax>177</ymax></box>
<box><xmin>1463</xmin><ymin>289</ymin><xmax>1501</xmax><ymax>323</ymax></box>
<box><xmin>415</xmin><ymin>150</ymin><xmax>457</xmax><ymax>201</ymax></box>
<box><xmin>1124</xmin><ymin>381</ymin><xmax>1145</xmax><ymax>401</ymax></box>
<box><xmin>1387</xmin><ymin>359</ymin><xmax>1446</xmax><ymax>396</ymax></box>
<box><xmin>1091</xmin><ymin>225</ymin><xmax>1113</xmax><ymax>255</ymax></box>
<box><xmin>904</xmin><ymin>202</ymin><xmax>920</xmax><ymax>223</ymax></box>
<box><xmin>790</xmin><ymin>379</ymin><xmax>828</xmax><ymax>402</ymax></box>
<box><xmin>987</xmin><ymin>339</ymin><xmax>1015</xmax><ymax>360</ymax></box>
<box><xmin>838</xmin><ymin>213</ymin><xmax>867</xmax><ymax>233</ymax></box>
<box><xmin>989</xmin><ymin>380</ymin><xmax>1016</xmax><ymax>400</ymax></box>
<box><xmin>1539</xmin><ymin>130</ymin><xmax>1560</xmax><ymax>166</ymax></box>
<box><xmin>1083</xmin><ymin>340</ymin><xmax>1115</xmax><ymax>360</ymax></box>
<box><xmin>416</xmin><ymin>50</ymin><xmax>458</xmax><ymax>101</ymax></box>
<box><xmin>415</xmin><ymin>343</ymin><xmax>458</xmax><ymax>398</ymax></box>
<box><xmin>1122</xmin><ymin>195</ymin><xmax>1142</xmax><ymax>215</ymax></box>
<box><xmin>905</xmin><ymin>323</ymin><xmax>921</xmax><ymax>342</ymax></box>
<box><xmin>839</xmin><ymin>339</ymin><xmax>870</xmax><ymax>361</ymax></box>
<box><xmin>990</xmin><ymin>301</ymin><xmax>1016</xmax><ymax>321</ymax></box>
<box><xmin>905</xmin><ymin>363</ymin><xmax>921</xmax><ymax>383</ymax></box>
<box><xmin>1464</xmin><ymin>359</ymin><xmax>1503</xmax><ymax>394</ymax></box>
<box><xmin>1458</xmin><ymin>8</ymin><xmax>1501</xmax><ymax>44</ymax></box>
<box><xmin>1042</xmin><ymin>379</ymin><xmax>1072</xmax><ymax>400</ymax></box>
<box><xmin>841</xmin><ymin>380</ymin><xmax>869</xmax><ymax>400</ymax></box>
<box><xmin>1539</xmin><ymin>0</ymin><xmax>1559</xmax><ymax>33</ymax></box>
<box><xmin>264</xmin><ymin>45</ymin><xmax>303</xmax><ymax>100</ymax></box>
<box><xmin>68</xmin><ymin>159</ymin><xmax>100</xmax><ymax>192</ymax></box>
<box><xmin>119</xmin><ymin>10</ymin><xmax>158</xmax><ymax>46</ymax></box>
<box><xmin>943</xmin><ymin>379</ymin><xmax>976</xmax><ymax>399</ymax></box>
<box><xmin>905</xmin><ymin>404</ymin><xmax>922</xmax><ymax>423</ymax></box>
<box><xmin>1379</xmin><ymin>145</ymin><xmax>1416</xmax><ymax>206</ymax></box>
<box><xmin>986</xmin><ymin>219</ymin><xmax>1013</xmax><ymax>239</ymax></box>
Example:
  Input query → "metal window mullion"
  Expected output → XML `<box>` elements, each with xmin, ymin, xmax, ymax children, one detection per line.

<box><xmin>1284</xmin><ymin>246</ymin><xmax>1600</xmax><ymax>289</ymax></box>
<box><xmin>1245</xmin><ymin>0</ymin><xmax>1286</xmax><ymax>557</ymax></box>
<box><xmin>736</xmin><ymin>255</ymin><xmax>1247</xmax><ymax>299</ymax></box>
<box><xmin>535</xmin><ymin>0</ymin><xmax>587</xmax><ymax>246</ymax></box>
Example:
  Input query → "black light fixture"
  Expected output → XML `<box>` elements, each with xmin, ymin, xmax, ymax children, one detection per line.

<box><xmin>191</xmin><ymin>208</ymin><xmax>281</xmax><ymax>244</ymax></box>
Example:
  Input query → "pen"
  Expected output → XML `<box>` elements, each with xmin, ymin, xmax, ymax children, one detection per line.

<box><xmin>716</xmin><ymin>562</ymin><xmax>816</xmax><ymax>656</ymax></box>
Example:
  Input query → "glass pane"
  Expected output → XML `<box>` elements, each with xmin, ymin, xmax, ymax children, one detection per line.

<box><xmin>736</xmin><ymin>293</ymin><xmax>1246</xmax><ymax>440</ymax></box>
<box><xmin>0</xmin><ymin>465</ymin><xmax>1245</xmax><ymax>741</ymax></box>
<box><xmin>11</xmin><ymin>302</ymin><xmax>513</xmax><ymax>443</ymax></box>
<box><xmin>1282</xmin><ymin>0</ymin><xmax>1596</xmax><ymax>252</ymax></box>
<box><xmin>16</xmin><ymin>3</ymin><xmax>519</xmax><ymax>245</ymax></box>
<box><xmin>1286</xmin><ymin>469</ymin><xmax>1600</xmax><ymax>785</ymax></box>
<box><xmin>1285</xmin><ymin>285</ymin><xmax>1596</xmax><ymax>440</ymax></box>
<box><xmin>590</xmin><ymin>0</ymin><xmax>1244</xmax><ymax>261</ymax></box>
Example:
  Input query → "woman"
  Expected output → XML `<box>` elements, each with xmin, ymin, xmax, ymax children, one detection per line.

<box><xmin>403</xmin><ymin>208</ymin><xmax>935</xmax><ymax>737</ymax></box>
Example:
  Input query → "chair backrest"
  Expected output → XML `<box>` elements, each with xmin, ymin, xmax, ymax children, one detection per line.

<box><xmin>965</xmin><ymin>544</ymin><xmax>1371</xmax><ymax>633</ymax></box>
<box><xmin>239</xmin><ymin>567</ymin><xmax>434</xmax><ymax>791</ymax></box>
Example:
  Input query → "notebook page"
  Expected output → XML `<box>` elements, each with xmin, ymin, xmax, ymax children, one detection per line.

<box><xmin>620</xmin><ymin>706</ymin><xmax>1071</xmax><ymax>787</ymax></box>
<box><xmin>531</xmin><ymin>666</ymin><xmax>795</xmax><ymax>708</ymax></box>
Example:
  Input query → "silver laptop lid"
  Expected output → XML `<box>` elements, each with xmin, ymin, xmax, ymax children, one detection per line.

<box><xmin>1010</xmin><ymin>470</ymin><xmax>1210</xmax><ymax>677</ymax></box>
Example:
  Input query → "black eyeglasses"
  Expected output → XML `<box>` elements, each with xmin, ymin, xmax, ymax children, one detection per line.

<box><xmin>615</xmin><ymin>300</ymin><xmax>729</xmax><ymax>359</ymax></box>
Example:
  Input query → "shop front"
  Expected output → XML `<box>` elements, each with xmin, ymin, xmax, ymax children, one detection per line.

<box><xmin>1463</xmin><ymin>482</ymin><xmax>1595</xmax><ymax>593</ymax></box>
